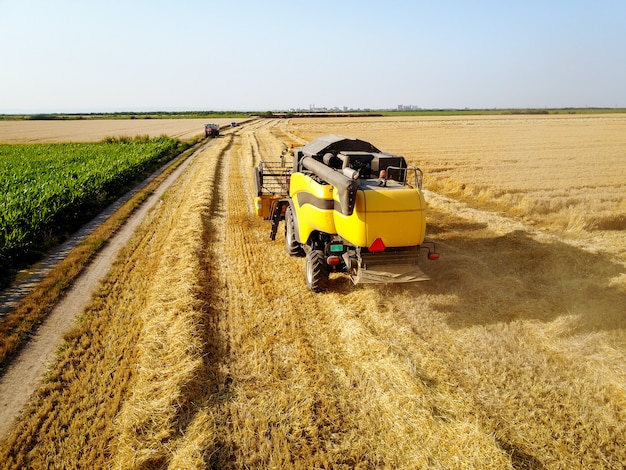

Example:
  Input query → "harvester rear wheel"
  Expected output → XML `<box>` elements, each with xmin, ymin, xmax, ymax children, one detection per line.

<box><xmin>305</xmin><ymin>249</ymin><xmax>329</xmax><ymax>292</ymax></box>
<box><xmin>285</xmin><ymin>206</ymin><xmax>305</xmax><ymax>257</ymax></box>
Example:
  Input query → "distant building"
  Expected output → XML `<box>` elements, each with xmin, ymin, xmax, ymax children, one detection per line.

<box><xmin>397</xmin><ymin>104</ymin><xmax>420</xmax><ymax>111</ymax></box>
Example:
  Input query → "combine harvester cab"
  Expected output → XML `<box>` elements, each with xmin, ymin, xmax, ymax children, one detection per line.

<box><xmin>254</xmin><ymin>134</ymin><xmax>438</xmax><ymax>292</ymax></box>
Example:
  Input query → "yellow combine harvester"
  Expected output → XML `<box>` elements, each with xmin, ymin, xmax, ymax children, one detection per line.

<box><xmin>254</xmin><ymin>134</ymin><xmax>438</xmax><ymax>292</ymax></box>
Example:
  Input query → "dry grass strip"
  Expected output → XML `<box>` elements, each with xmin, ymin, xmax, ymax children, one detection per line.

<box><xmin>110</xmin><ymin>136</ymin><xmax>232</xmax><ymax>468</ymax></box>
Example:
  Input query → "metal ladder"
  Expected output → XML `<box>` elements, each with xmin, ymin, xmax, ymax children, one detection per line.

<box><xmin>269</xmin><ymin>199</ymin><xmax>289</xmax><ymax>240</ymax></box>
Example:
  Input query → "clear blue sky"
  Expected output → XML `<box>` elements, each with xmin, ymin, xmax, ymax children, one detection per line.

<box><xmin>1</xmin><ymin>0</ymin><xmax>625</xmax><ymax>113</ymax></box>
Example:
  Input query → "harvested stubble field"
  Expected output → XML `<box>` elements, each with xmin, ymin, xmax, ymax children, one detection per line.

<box><xmin>0</xmin><ymin>118</ymin><xmax>238</xmax><ymax>143</ymax></box>
<box><xmin>1</xmin><ymin>115</ymin><xmax>625</xmax><ymax>468</ymax></box>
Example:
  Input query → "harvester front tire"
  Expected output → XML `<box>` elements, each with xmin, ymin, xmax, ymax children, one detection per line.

<box><xmin>285</xmin><ymin>206</ymin><xmax>305</xmax><ymax>257</ymax></box>
<box><xmin>305</xmin><ymin>249</ymin><xmax>329</xmax><ymax>292</ymax></box>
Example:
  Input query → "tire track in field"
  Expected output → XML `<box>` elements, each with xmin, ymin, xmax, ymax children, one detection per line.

<box><xmin>209</xmin><ymin>135</ymin><xmax>309</xmax><ymax>464</ymax></box>
<box><xmin>267</xmin><ymin>119</ymin><xmax>309</xmax><ymax>147</ymax></box>
<box><xmin>245</xmin><ymin>126</ymin><xmax>288</xmax><ymax>167</ymax></box>
<box><xmin>223</xmin><ymin>141</ymin><xmax>260</xmax><ymax>289</ymax></box>
<box><xmin>255</xmin><ymin>125</ymin><xmax>285</xmax><ymax>160</ymax></box>
<box><xmin>109</xmin><ymin>135</ymin><xmax>234</xmax><ymax>468</ymax></box>
<box><xmin>205</xmin><ymin>129</ymin><xmax>336</xmax><ymax>465</ymax></box>
<box><xmin>243</xmin><ymin>130</ymin><xmax>262</xmax><ymax>169</ymax></box>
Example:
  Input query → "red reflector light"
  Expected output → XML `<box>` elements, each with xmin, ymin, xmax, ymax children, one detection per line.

<box><xmin>428</xmin><ymin>253</ymin><xmax>440</xmax><ymax>260</ymax></box>
<box><xmin>327</xmin><ymin>255</ymin><xmax>341</xmax><ymax>265</ymax></box>
<box><xmin>369</xmin><ymin>238</ymin><xmax>386</xmax><ymax>253</ymax></box>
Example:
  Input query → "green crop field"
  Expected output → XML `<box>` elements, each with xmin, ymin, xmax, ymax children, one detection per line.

<box><xmin>0</xmin><ymin>136</ymin><xmax>184</xmax><ymax>287</ymax></box>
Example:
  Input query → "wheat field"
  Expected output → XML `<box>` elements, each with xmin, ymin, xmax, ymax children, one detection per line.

<box><xmin>1</xmin><ymin>116</ymin><xmax>625</xmax><ymax>468</ymax></box>
<box><xmin>0</xmin><ymin>118</ymin><xmax>238</xmax><ymax>143</ymax></box>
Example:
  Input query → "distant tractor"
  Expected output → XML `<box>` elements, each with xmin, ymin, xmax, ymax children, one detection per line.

<box><xmin>205</xmin><ymin>123</ymin><xmax>220</xmax><ymax>137</ymax></box>
<box><xmin>254</xmin><ymin>134</ymin><xmax>438</xmax><ymax>292</ymax></box>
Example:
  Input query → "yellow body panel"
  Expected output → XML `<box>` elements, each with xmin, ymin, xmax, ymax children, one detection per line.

<box><xmin>290</xmin><ymin>172</ymin><xmax>333</xmax><ymax>201</ymax></box>
<box><xmin>290</xmin><ymin>173</ymin><xmax>336</xmax><ymax>241</ymax></box>
<box><xmin>254</xmin><ymin>195</ymin><xmax>276</xmax><ymax>219</ymax></box>
<box><xmin>334</xmin><ymin>184</ymin><xmax>426</xmax><ymax>247</ymax></box>
<box><xmin>292</xmin><ymin>173</ymin><xmax>426</xmax><ymax>248</ymax></box>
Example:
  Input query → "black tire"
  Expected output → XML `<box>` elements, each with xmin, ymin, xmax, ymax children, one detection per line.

<box><xmin>285</xmin><ymin>206</ymin><xmax>305</xmax><ymax>257</ymax></box>
<box><xmin>305</xmin><ymin>249</ymin><xmax>329</xmax><ymax>292</ymax></box>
